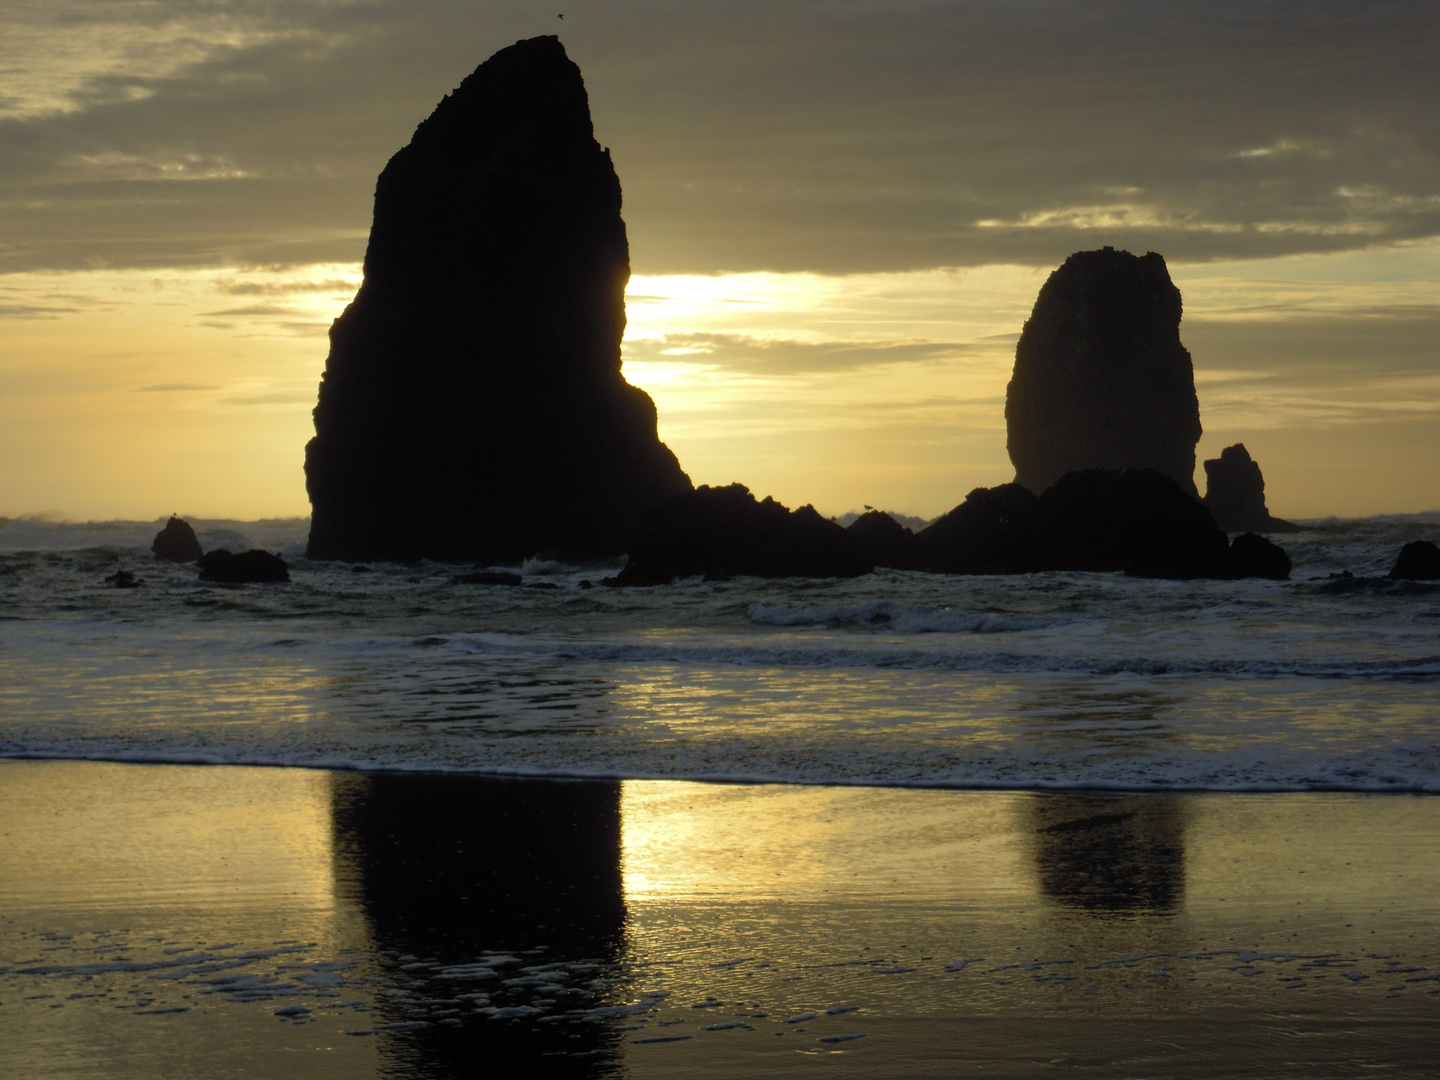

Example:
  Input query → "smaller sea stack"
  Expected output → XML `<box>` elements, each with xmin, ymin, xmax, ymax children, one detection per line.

<box><xmin>1202</xmin><ymin>444</ymin><xmax>1299</xmax><ymax>533</ymax></box>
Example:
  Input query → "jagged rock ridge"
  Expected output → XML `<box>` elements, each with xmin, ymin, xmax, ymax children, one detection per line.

<box><xmin>1202</xmin><ymin>443</ymin><xmax>1299</xmax><ymax>533</ymax></box>
<box><xmin>614</xmin><ymin>484</ymin><xmax>871</xmax><ymax>584</ymax></box>
<box><xmin>305</xmin><ymin>36</ymin><xmax>690</xmax><ymax>562</ymax></box>
<box><xmin>1006</xmin><ymin>248</ymin><xmax>1202</xmax><ymax>496</ymax></box>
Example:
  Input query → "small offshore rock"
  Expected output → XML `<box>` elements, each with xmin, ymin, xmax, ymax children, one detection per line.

<box><xmin>105</xmin><ymin>569</ymin><xmax>143</xmax><ymax>589</ymax></box>
<box><xmin>525</xmin><ymin>580</ymin><xmax>562</xmax><ymax>590</ymax></box>
<box><xmin>151</xmin><ymin>515</ymin><xmax>203</xmax><ymax>562</ymax></box>
<box><xmin>1388</xmin><ymin>540</ymin><xmax>1440</xmax><ymax>581</ymax></box>
<box><xmin>1202</xmin><ymin>444</ymin><xmax>1299</xmax><ymax>533</ymax></box>
<box><xmin>197</xmin><ymin>549</ymin><xmax>290</xmax><ymax>583</ymax></box>
<box><xmin>1227</xmin><ymin>532</ymin><xmax>1292</xmax><ymax>580</ymax></box>
<box><xmin>453</xmin><ymin>571</ymin><xmax>523</xmax><ymax>586</ymax></box>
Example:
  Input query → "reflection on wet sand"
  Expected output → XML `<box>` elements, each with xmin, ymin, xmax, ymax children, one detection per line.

<box><xmin>329</xmin><ymin>773</ymin><xmax>626</xmax><ymax>1079</ymax></box>
<box><xmin>3</xmin><ymin>762</ymin><xmax>1438</xmax><ymax>1079</ymax></box>
<box><xmin>1028</xmin><ymin>794</ymin><xmax>1187</xmax><ymax>913</ymax></box>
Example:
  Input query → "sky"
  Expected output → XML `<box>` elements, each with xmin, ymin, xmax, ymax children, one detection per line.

<box><xmin>1</xmin><ymin>0</ymin><xmax>1437</xmax><ymax>522</ymax></box>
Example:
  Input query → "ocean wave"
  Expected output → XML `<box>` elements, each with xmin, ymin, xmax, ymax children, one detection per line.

<box><xmin>746</xmin><ymin>601</ymin><xmax>1076</xmax><ymax>634</ymax></box>
<box><xmin>411</xmin><ymin>630</ymin><xmax>1440</xmax><ymax>682</ymax></box>
<box><xmin>4</xmin><ymin>739</ymin><xmax>1437</xmax><ymax>795</ymax></box>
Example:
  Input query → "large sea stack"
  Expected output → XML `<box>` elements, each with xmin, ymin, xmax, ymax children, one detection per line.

<box><xmin>305</xmin><ymin>37</ymin><xmax>690</xmax><ymax>562</ymax></box>
<box><xmin>1005</xmin><ymin>248</ymin><xmax>1202</xmax><ymax>497</ymax></box>
<box><xmin>1202</xmin><ymin>443</ymin><xmax>1299</xmax><ymax>533</ymax></box>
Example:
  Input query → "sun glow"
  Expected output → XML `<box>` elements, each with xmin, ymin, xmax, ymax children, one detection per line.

<box><xmin>1</xmin><ymin>244</ymin><xmax>1437</xmax><ymax>521</ymax></box>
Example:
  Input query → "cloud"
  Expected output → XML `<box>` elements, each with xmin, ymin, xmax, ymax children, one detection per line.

<box><xmin>0</xmin><ymin>301</ymin><xmax>78</xmax><ymax>317</ymax></box>
<box><xmin>625</xmin><ymin>332</ymin><xmax>979</xmax><ymax>373</ymax></box>
<box><xmin>199</xmin><ymin>304</ymin><xmax>295</xmax><ymax>317</ymax></box>
<box><xmin>0</xmin><ymin>1</ymin><xmax>1435</xmax><ymax>274</ymax></box>
<box><xmin>220</xmin><ymin>277</ymin><xmax>357</xmax><ymax>296</ymax></box>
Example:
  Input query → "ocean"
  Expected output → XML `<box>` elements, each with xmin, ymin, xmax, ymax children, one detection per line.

<box><xmin>3</xmin><ymin>517</ymin><xmax>1439</xmax><ymax>1077</ymax></box>
<box><xmin>2</xmin><ymin>513</ymin><xmax>1438</xmax><ymax>793</ymax></box>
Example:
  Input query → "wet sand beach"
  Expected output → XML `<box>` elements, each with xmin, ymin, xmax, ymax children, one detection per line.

<box><xmin>2</xmin><ymin>759</ymin><xmax>1437</xmax><ymax>1077</ymax></box>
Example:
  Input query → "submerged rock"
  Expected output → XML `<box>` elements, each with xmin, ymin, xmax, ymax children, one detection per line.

<box><xmin>846</xmin><ymin>510</ymin><xmax>919</xmax><ymax>570</ymax></box>
<box><xmin>914</xmin><ymin>483</ymin><xmax>1039</xmax><ymax>574</ymax></box>
<box><xmin>1202</xmin><ymin>444</ymin><xmax>1299</xmax><ymax>533</ymax></box>
<box><xmin>304</xmin><ymin>36</ymin><xmax>690</xmax><ymax>564</ymax></box>
<box><xmin>197</xmin><ymin>549</ymin><xmax>290</xmax><ymax>583</ymax></box>
<box><xmin>453</xmin><ymin>570</ymin><xmax>523</xmax><ymax>586</ymax></box>
<box><xmin>151</xmin><ymin>515</ymin><xmax>203</xmax><ymax>563</ymax></box>
<box><xmin>614</xmin><ymin>484</ymin><xmax>871</xmax><ymax>585</ymax></box>
<box><xmin>1005</xmin><ymin>248</ymin><xmax>1202</xmax><ymax>496</ymax></box>
<box><xmin>105</xmin><ymin>569</ymin><xmax>143</xmax><ymax>589</ymax></box>
<box><xmin>1388</xmin><ymin>540</ymin><xmax>1440</xmax><ymax>580</ymax></box>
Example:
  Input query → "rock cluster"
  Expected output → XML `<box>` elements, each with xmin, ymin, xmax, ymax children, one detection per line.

<box><xmin>1202</xmin><ymin>444</ymin><xmax>1299</xmax><ymax>533</ymax></box>
<box><xmin>844</xmin><ymin>470</ymin><xmax>1289</xmax><ymax>580</ymax></box>
<box><xmin>617</xmin><ymin>471</ymin><xmax>1290</xmax><ymax>583</ymax></box>
<box><xmin>613</xmin><ymin>484</ymin><xmax>871</xmax><ymax>585</ymax></box>
<box><xmin>152</xmin><ymin>516</ymin><xmax>203</xmax><ymax>563</ymax></box>
<box><xmin>304</xmin><ymin>36</ymin><xmax>689</xmax><ymax>563</ymax></box>
<box><xmin>1005</xmin><ymin>248</ymin><xmax>1202</xmax><ymax>496</ymax></box>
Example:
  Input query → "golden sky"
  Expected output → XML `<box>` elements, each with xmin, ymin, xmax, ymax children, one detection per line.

<box><xmin>1</xmin><ymin>2</ymin><xmax>1437</xmax><ymax>521</ymax></box>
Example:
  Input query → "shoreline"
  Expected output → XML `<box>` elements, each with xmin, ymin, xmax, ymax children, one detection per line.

<box><xmin>4</xmin><ymin>750</ymin><xmax>1440</xmax><ymax>796</ymax></box>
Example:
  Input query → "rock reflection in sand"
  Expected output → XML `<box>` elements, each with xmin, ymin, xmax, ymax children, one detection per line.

<box><xmin>1028</xmin><ymin>793</ymin><xmax>1186</xmax><ymax>913</ymax></box>
<box><xmin>3</xmin><ymin>762</ymin><xmax>1439</xmax><ymax>1079</ymax></box>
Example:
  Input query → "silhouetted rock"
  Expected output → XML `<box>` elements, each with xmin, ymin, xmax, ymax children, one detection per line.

<box><xmin>151</xmin><ymin>515</ymin><xmax>203</xmax><ymax>563</ymax></box>
<box><xmin>846</xmin><ymin>510</ymin><xmax>919</xmax><ymax>570</ymax></box>
<box><xmin>1202</xmin><ymin>444</ymin><xmax>1299</xmax><ymax>533</ymax></box>
<box><xmin>453</xmin><ymin>571</ymin><xmax>523</xmax><ymax>586</ymax></box>
<box><xmin>304</xmin><ymin>36</ymin><xmax>690</xmax><ymax>564</ymax></box>
<box><xmin>1031</xmin><ymin>469</ymin><xmax>1229</xmax><ymax>578</ymax></box>
<box><xmin>614</xmin><ymin>484</ymin><xmax>871</xmax><ymax>585</ymax></box>
<box><xmin>1388</xmin><ymin>540</ymin><xmax>1440</xmax><ymax>580</ymax></box>
<box><xmin>1228</xmin><ymin>532</ymin><xmax>1291</xmax><ymax>580</ymax></box>
<box><xmin>1006</xmin><ymin>248</ymin><xmax>1202</xmax><ymax>496</ymax></box>
<box><xmin>197</xmin><ymin>549</ymin><xmax>290</xmax><ymax>583</ymax></box>
<box><xmin>914</xmin><ymin>483</ymin><xmax>1039</xmax><ymax>573</ymax></box>
<box><xmin>105</xmin><ymin>570</ymin><xmax>142</xmax><ymax>589</ymax></box>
